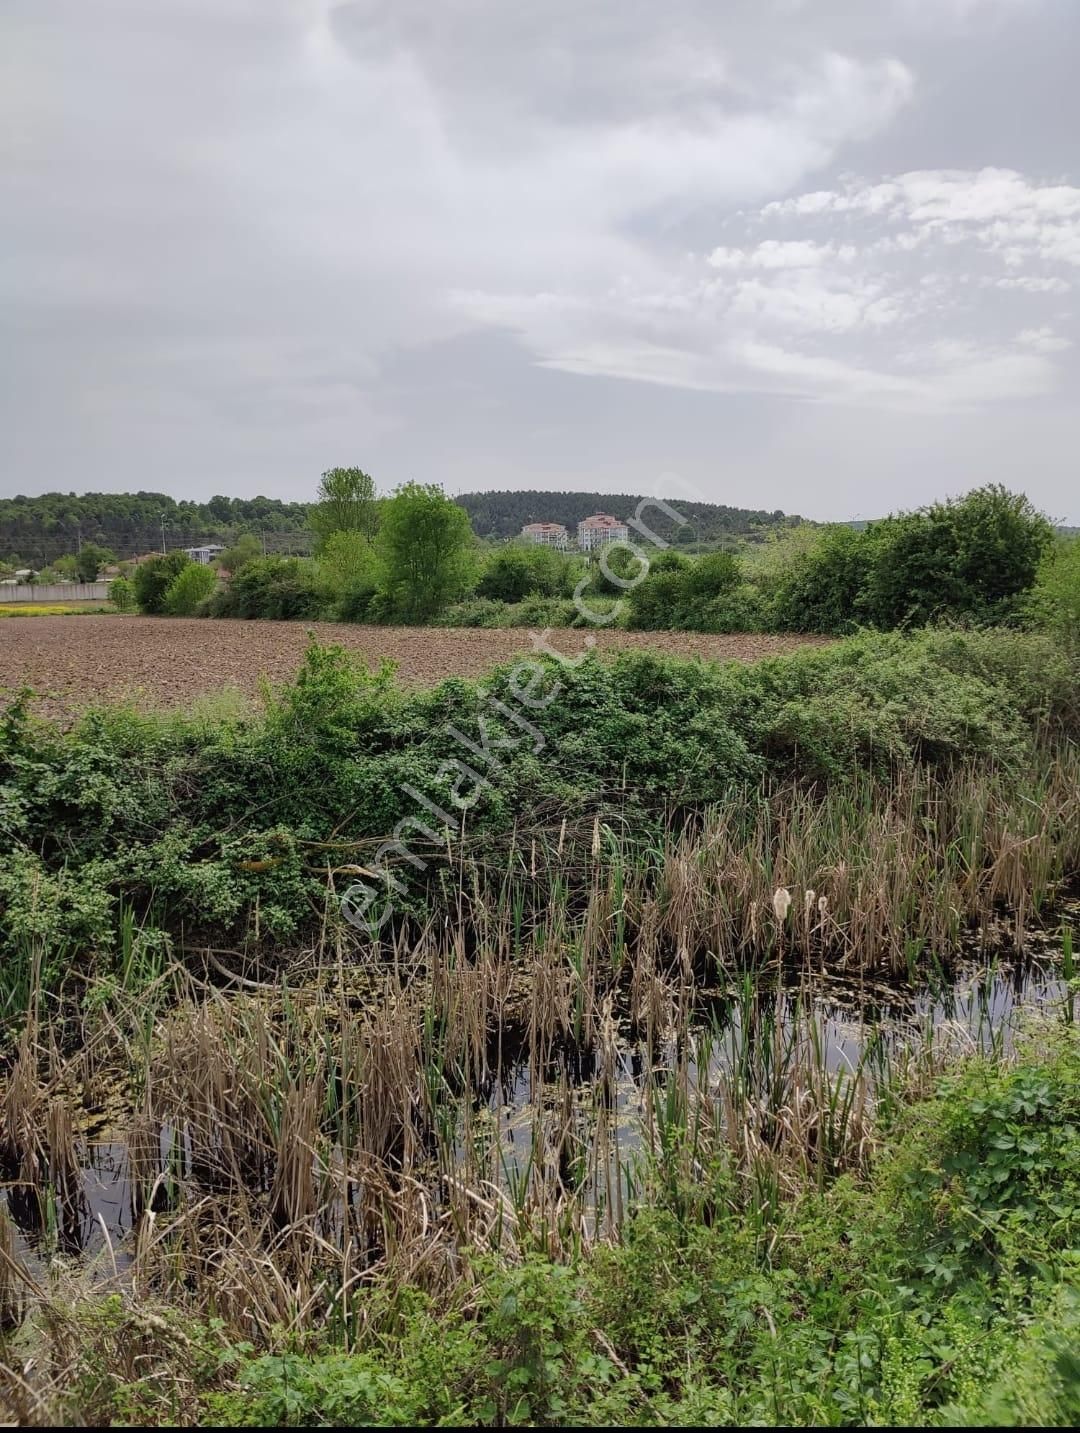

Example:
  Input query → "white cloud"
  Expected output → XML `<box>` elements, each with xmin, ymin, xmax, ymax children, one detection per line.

<box><xmin>707</xmin><ymin>239</ymin><xmax>852</xmax><ymax>270</ymax></box>
<box><xmin>761</xmin><ymin>168</ymin><xmax>1080</xmax><ymax>271</ymax></box>
<box><xmin>473</xmin><ymin>159</ymin><xmax>1080</xmax><ymax>410</ymax></box>
<box><xmin>517</xmin><ymin>165</ymin><xmax>1079</xmax><ymax>409</ymax></box>
<box><xmin>1017</xmin><ymin>326</ymin><xmax>1073</xmax><ymax>353</ymax></box>
<box><xmin>992</xmin><ymin>275</ymin><xmax>1072</xmax><ymax>293</ymax></box>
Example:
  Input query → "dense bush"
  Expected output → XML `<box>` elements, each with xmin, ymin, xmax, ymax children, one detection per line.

<box><xmin>164</xmin><ymin>562</ymin><xmax>217</xmax><ymax>616</ymax></box>
<box><xmin>769</xmin><ymin>486</ymin><xmax>1055</xmax><ymax>634</ymax></box>
<box><xmin>767</xmin><ymin>524</ymin><xmax>874</xmax><ymax>634</ymax></box>
<box><xmin>866</xmin><ymin>485</ymin><xmax>1052</xmax><ymax>627</ymax></box>
<box><xmin>624</xmin><ymin>548</ymin><xmax>743</xmax><ymax>631</ymax></box>
<box><xmin>132</xmin><ymin>552</ymin><xmax>192</xmax><ymax>614</ymax></box>
<box><xmin>207</xmin><ymin>556</ymin><xmax>324</xmax><ymax>620</ymax></box>
<box><xmin>336</xmin><ymin>574</ymin><xmax>381</xmax><ymax>624</ymax></box>
<box><xmin>1028</xmin><ymin>535</ymin><xmax>1080</xmax><ymax>649</ymax></box>
<box><xmin>476</xmin><ymin>544</ymin><xmax>579</xmax><ymax>603</ymax></box>
<box><xmin>589</xmin><ymin>541</ymin><xmax>649</xmax><ymax>596</ymax></box>
<box><xmin>434</xmin><ymin>597</ymin><xmax>517</xmax><ymax>628</ymax></box>
<box><xmin>1</xmin><ymin>628</ymin><xmax>1075</xmax><ymax>963</ymax></box>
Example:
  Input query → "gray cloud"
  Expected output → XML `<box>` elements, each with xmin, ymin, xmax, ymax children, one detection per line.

<box><xmin>1</xmin><ymin>0</ymin><xmax>1076</xmax><ymax>518</ymax></box>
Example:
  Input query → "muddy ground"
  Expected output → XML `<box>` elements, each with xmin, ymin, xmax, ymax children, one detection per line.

<box><xmin>1</xmin><ymin>615</ymin><xmax>828</xmax><ymax>721</ymax></box>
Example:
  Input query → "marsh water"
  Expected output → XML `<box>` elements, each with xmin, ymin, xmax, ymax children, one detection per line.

<box><xmin>9</xmin><ymin>931</ymin><xmax>1069</xmax><ymax>1273</ymax></box>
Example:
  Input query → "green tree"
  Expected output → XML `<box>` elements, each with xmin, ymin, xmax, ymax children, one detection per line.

<box><xmin>76</xmin><ymin>543</ymin><xmax>114</xmax><ymax>582</ymax></box>
<box><xmin>309</xmin><ymin>467</ymin><xmax>378</xmax><ymax>550</ymax></box>
<box><xmin>376</xmin><ymin>483</ymin><xmax>475</xmax><ymax>621</ymax></box>
<box><xmin>48</xmin><ymin>554</ymin><xmax>79</xmax><ymax>580</ymax></box>
<box><xmin>132</xmin><ymin>552</ymin><xmax>191</xmax><ymax>614</ymax></box>
<box><xmin>164</xmin><ymin>562</ymin><xmax>217</xmax><ymax>615</ymax></box>
<box><xmin>865</xmin><ymin>485</ymin><xmax>1052</xmax><ymax>627</ymax></box>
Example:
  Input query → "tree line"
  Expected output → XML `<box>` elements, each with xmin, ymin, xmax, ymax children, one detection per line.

<box><xmin>0</xmin><ymin>491</ymin><xmax>311</xmax><ymax>566</ymax></box>
<box><xmin>455</xmin><ymin>488</ymin><xmax>800</xmax><ymax>542</ymax></box>
<box><xmin>118</xmin><ymin>473</ymin><xmax>1078</xmax><ymax>651</ymax></box>
<box><xmin>0</xmin><ymin>485</ymin><xmax>804</xmax><ymax>568</ymax></box>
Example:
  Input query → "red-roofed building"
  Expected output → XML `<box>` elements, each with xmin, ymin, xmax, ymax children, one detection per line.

<box><xmin>521</xmin><ymin>522</ymin><xmax>569</xmax><ymax>549</ymax></box>
<box><xmin>576</xmin><ymin>513</ymin><xmax>629</xmax><ymax>551</ymax></box>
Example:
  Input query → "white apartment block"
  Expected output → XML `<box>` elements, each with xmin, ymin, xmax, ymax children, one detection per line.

<box><xmin>520</xmin><ymin>522</ymin><xmax>570</xmax><ymax>549</ymax></box>
<box><xmin>577</xmin><ymin>513</ymin><xmax>629</xmax><ymax>551</ymax></box>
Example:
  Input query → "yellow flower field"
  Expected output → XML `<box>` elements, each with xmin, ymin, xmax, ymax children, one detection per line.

<box><xmin>0</xmin><ymin>603</ymin><xmax>115</xmax><ymax>617</ymax></box>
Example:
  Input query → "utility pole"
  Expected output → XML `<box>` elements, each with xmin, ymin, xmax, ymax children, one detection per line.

<box><xmin>160</xmin><ymin>513</ymin><xmax>167</xmax><ymax>554</ymax></box>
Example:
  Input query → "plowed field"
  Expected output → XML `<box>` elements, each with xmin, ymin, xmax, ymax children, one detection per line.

<box><xmin>2</xmin><ymin>616</ymin><xmax>828</xmax><ymax>721</ymax></box>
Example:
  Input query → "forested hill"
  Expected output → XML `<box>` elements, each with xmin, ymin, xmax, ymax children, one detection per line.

<box><xmin>455</xmin><ymin>489</ymin><xmax>802</xmax><ymax>543</ymax></box>
<box><xmin>0</xmin><ymin>492</ymin><xmax>312</xmax><ymax>565</ymax></box>
<box><xmin>0</xmin><ymin>487</ymin><xmax>804</xmax><ymax>564</ymax></box>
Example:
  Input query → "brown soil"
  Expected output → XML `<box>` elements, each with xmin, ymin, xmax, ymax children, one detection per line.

<box><xmin>1</xmin><ymin>615</ymin><xmax>829</xmax><ymax>721</ymax></box>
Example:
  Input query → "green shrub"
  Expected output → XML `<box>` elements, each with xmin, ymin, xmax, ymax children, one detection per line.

<box><xmin>1028</xmin><ymin>535</ymin><xmax>1080</xmax><ymax>649</ymax></box>
<box><xmin>433</xmin><ymin>597</ymin><xmax>512</xmax><ymax>628</ymax></box>
<box><xmin>107</xmin><ymin>575</ymin><xmax>136</xmax><ymax>612</ymax></box>
<box><xmin>589</xmin><ymin>541</ymin><xmax>648</xmax><ymax>596</ymax></box>
<box><xmin>208</xmin><ymin>557</ymin><xmax>324</xmax><ymax>621</ymax></box>
<box><xmin>766</xmin><ymin>487</ymin><xmax>1055</xmax><ymax>635</ymax></box>
<box><xmin>132</xmin><ymin>552</ymin><xmax>192</xmax><ymax>614</ymax></box>
<box><xmin>476</xmin><ymin>544</ymin><xmax>580</xmax><ymax>603</ymax></box>
<box><xmin>700</xmin><ymin>583</ymin><xmax>766</xmax><ymax>633</ymax></box>
<box><xmin>624</xmin><ymin>549</ymin><xmax>745</xmax><ymax>631</ymax></box>
<box><xmin>767</xmin><ymin>524</ymin><xmax>873</xmax><ymax>634</ymax></box>
<box><xmin>864</xmin><ymin>485</ymin><xmax>1053</xmax><ymax>628</ymax></box>
<box><xmin>513</xmin><ymin>594</ymin><xmax>580</xmax><ymax>627</ymax></box>
<box><xmin>624</xmin><ymin>550</ymin><xmax>689</xmax><ymax>630</ymax></box>
<box><xmin>882</xmin><ymin>1026</ymin><xmax>1080</xmax><ymax>1287</ymax></box>
<box><xmin>337</xmin><ymin>575</ymin><xmax>381</xmax><ymax>624</ymax></box>
<box><xmin>164</xmin><ymin>562</ymin><xmax>217</xmax><ymax>616</ymax></box>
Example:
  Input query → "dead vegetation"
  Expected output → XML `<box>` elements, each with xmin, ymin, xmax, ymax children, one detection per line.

<box><xmin>0</xmin><ymin>744</ymin><xmax>1074</xmax><ymax>1396</ymax></box>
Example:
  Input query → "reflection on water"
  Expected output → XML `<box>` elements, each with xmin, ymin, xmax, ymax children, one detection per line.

<box><xmin>4</xmin><ymin>950</ymin><xmax>1068</xmax><ymax>1269</ymax></box>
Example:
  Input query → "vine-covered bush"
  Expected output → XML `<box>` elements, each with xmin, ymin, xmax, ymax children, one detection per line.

<box><xmin>0</xmin><ymin>628</ymin><xmax>1075</xmax><ymax>966</ymax></box>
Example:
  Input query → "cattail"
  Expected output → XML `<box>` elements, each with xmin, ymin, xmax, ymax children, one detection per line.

<box><xmin>817</xmin><ymin>894</ymin><xmax>829</xmax><ymax>919</ymax></box>
<box><xmin>772</xmin><ymin>887</ymin><xmax>792</xmax><ymax>922</ymax></box>
<box><xmin>804</xmin><ymin>889</ymin><xmax>816</xmax><ymax>919</ymax></box>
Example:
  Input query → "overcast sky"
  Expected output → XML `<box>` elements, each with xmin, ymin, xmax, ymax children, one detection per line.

<box><xmin>2</xmin><ymin>0</ymin><xmax>1078</xmax><ymax>520</ymax></box>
